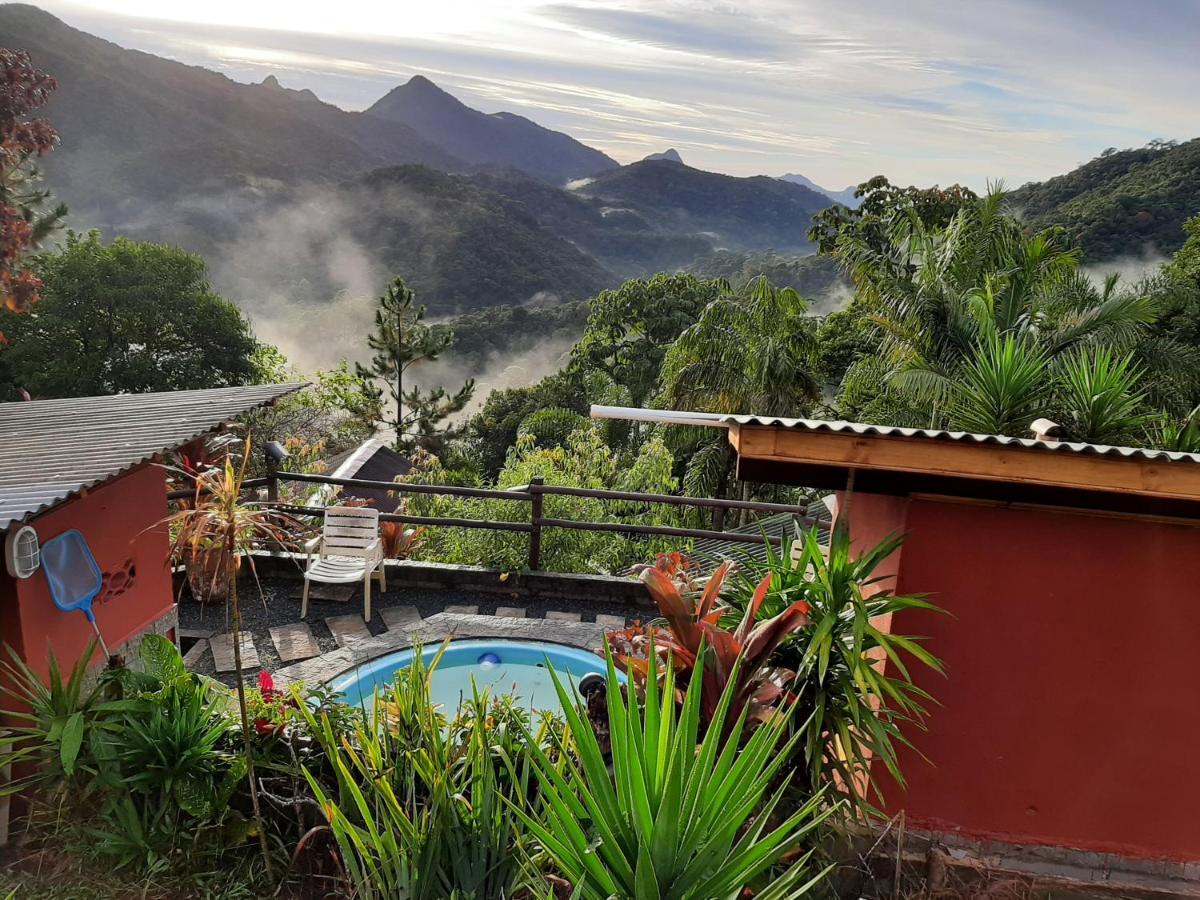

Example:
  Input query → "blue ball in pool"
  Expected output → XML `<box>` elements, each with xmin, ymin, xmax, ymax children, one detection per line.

<box><xmin>477</xmin><ymin>651</ymin><xmax>501</xmax><ymax>669</ymax></box>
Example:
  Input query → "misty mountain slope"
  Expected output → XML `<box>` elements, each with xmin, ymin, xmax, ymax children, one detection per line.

<box><xmin>778</xmin><ymin>173</ymin><xmax>859</xmax><ymax>207</ymax></box>
<box><xmin>576</xmin><ymin>160</ymin><xmax>831</xmax><ymax>252</ymax></box>
<box><xmin>341</xmin><ymin>166</ymin><xmax>614</xmax><ymax>310</ymax></box>
<box><xmin>1009</xmin><ymin>139</ymin><xmax>1200</xmax><ymax>260</ymax></box>
<box><xmin>0</xmin><ymin>4</ymin><xmax>462</xmax><ymax>225</ymax></box>
<box><xmin>469</xmin><ymin>167</ymin><xmax>712</xmax><ymax>276</ymax></box>
<box><xmin>367</xmin><ymin>75</ymin><xmax>618</xmax><ymax>184</ymax></box>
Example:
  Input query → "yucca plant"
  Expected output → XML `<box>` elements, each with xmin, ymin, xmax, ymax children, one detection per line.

<box><xmin>165</xmin><ymin>435</ymin><xmax>300</xmax><ymax>875</ymax></box>
<box><xmin>1056</xmin><ymin>346</ymin><xmax>1151</xmax><ymax>444</ymax></box>
<box><xmin>296</xmin><ymin>642</ymin><xmax>543</xmax><ymax>899</ymax></box>
<box><xmin>520</xmin><ymin>643</ymin><xmax>833</xmax><ymax>899</ymax></box>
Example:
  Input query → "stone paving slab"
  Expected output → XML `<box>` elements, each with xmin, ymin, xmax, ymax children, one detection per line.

<box><xmin>211</xmin><ymin>632</ymin><xmax>259</xmax><ymax>672</ymax></box>
<box><xmin>307</xmin><ymin>582</ymin><xmax>356</xmax><ymax>603</ymax></box>
<box><xmin>380</xmin><ymin>605</ymin><xmax>422</xmax><ymax>630</ymax></box>
<box><xmin>326</xmin><ymin>613</ymin><xmax>371</xmax><ymax>648</ymax></box>
<box><xmin>443</xmin><ymin>604</ymin><xmax>479</xmax><ymax>615</ymax></box>
<box><xmin>594</xmin><ymin>614</ymin><xmax>628</xmax><ymax>629</ymax></box>
<box><xmin>275</xmin><ymin>612</ymin><xmax>606</xmax><ymax>689</ymax></box>
<box><xmin>178</xmin><ymin>627</ymin><xmax>214</xmax><ymax>641</ymax></box>
<box><xmin>544</xmin><ymin>610</ymin><xmax>581</xmax><ymax>622</ymax></box>
<box><xmin>495</xmin><ymin>606</ymin><xmax>527</xmax><ymax>618</ymax></box>
<box><xmin>181</xmin><ymin>638</ymin><xmax>209</xmax><ymax>669</ymax></box>
<box><xmin>270</xmin><ymin>622</ymin><xmax>321</xmax><ymax>662</ymax></box>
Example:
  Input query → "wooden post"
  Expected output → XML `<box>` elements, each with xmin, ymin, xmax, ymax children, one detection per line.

<box><xmin>265</xmin><ymin>458</ymin><xmax>279</xmax><ymax>504</ymax></box>
<box><xmin>528</xmin><ymin>476</ymin><xmax>544</xmax><ymax>571</ymax></box>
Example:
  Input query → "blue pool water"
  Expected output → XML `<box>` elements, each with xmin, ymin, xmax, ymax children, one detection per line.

<box><xmin>329</xmin><ymin>639</ymin><xmax>615</xmax><ymax>716</ymax></box>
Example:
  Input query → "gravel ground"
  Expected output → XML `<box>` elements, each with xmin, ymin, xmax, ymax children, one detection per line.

<box><xmin>179</xmin><ymin>575</ymin><xmax>649</xmax><ymax>685</ymax></box>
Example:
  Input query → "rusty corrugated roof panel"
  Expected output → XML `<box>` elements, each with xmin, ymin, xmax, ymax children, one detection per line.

<box><xmin>0</xmin><ymin>383</ymin><xmax>307</xmax><ymax>529</ymax></box>
<box><xmin>721</xmin><ymin>415</ymin><xmax>1200</xmax><ymax>465</ymax></box>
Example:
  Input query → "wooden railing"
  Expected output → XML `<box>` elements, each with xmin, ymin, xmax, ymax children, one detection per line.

<box><xmin>246</xmin><ymin>470</ymin><xmax>813</xmax><ymax>571</ymax></box>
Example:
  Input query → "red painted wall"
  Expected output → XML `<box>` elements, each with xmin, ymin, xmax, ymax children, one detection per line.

<box><xmin>864</xmin><ymin>496</ymin><xmax>1200</xmax><ymax>861</ymax></box>
<box><xmin>0</xmin><ymin>464</ymin><xmax>174</xmax><ymax>681</ymax></box>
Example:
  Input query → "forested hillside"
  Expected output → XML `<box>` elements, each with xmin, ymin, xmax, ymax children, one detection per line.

<box><xmin>575</xmin><ymin>160</ymin><xmax>828</xmax><ymax>252</ymax></box>
<box><xmin>1010</xmin><ymin>139</ymin><xmax>1200</xmax><ymax>259</ymax></box>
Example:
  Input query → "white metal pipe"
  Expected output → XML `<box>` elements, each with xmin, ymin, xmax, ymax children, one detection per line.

<box><xmin>589</xmin><ymin>405</ymin><xmax>729</xmax><ymax>428</ymax></box>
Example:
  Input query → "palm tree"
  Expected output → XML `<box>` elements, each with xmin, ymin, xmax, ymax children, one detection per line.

<box><xmin>658</xmin><ymin>277</ymin><xmax>819</xmax><ymax>521</ymax></box>
<box><xmin>833</xmin><ymin>187</ymin><xmax>1160</xmax><ymax>435</ymax></box>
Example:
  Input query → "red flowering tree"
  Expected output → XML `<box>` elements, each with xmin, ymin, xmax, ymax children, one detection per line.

<box><xmin>0</xmin><ymin>48</ymin><xmax>65</xmax><ymax>340</ymax></box>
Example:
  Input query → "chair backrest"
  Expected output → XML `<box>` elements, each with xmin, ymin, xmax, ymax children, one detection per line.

<box><xmin>322</xmin><ymin>506</ymin><xmax>380</xmax><ymax>557</ymax></box>
<box><xmin>40</xmin><ymin>529</ymin><xmax>104</xmax><ymax>618</ymax></box>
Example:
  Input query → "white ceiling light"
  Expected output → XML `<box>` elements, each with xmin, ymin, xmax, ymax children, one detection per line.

<box><xmin>4</xmin><ymin>525</ymin><xmax>41</xmax><ymax>579</ymax></box>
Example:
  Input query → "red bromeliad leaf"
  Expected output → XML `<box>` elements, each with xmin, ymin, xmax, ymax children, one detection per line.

<box><xmin>641</xmin><ymin>566</ymin><xmax>701</xmax><ymax>649</ymax></box>
<box><xmin>742</xmin><ymin>600</ymin><xmax>811</xmax><ymax>668</ymax></box>
<box><xmin>696</xmin><ymin>561</ymin><xmax>731</xmax><ymax>620</ymax></box>
<box><xmin>733</xmin><ymin>573</ymin><xmax>774</xmax><ymax>645</ymax></box>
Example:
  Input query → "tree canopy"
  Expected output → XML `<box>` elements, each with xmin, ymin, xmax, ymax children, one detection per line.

<box><xmin>0</xmin><ymin>231</ymin><xmax>257</xmax><ymax>399</ymax></box>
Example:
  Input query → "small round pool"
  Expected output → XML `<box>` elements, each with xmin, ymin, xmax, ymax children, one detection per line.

<box><xmin>329</xmin><ymin>639</ymin><xmax>615</xmax><ymax>715</ymax></box>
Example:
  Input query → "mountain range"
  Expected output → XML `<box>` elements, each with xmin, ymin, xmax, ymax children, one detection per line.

<box><xmin>1</xmin><ymin>3</ymin><xmax>835</xmax><ymax>312</ymax></box>
<box><xmin>3</xmin><ymin>2</ymin><xmax>1196</xmax><ymax>322</ymax></box>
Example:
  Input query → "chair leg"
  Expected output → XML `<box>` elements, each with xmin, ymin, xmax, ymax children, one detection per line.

<box><xmin>378</xmin><ymin>563</ymin><xmax>387</xmax><ymax>592</ymax></box>
<box><xmin>363</xmin><ymin>571</ymin><xmax>372</xmax><ymax>623</ymax></box>
<box><xmin>301</xmin><ymin>578</ymin><xmax>311</xmax><ymax>618</ymax></box>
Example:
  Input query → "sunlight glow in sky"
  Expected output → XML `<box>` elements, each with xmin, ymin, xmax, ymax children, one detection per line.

<box><xmin>26</xmin><ymin>0</ymin><xmax>1200</xmax><ymax>189</ymax></box>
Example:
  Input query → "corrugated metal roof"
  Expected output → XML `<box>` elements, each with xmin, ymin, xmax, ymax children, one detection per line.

<box><xmin>0</xmin><ymin>384</ymin><xmax>307</xmax><ymax>529</ymax></box>
<box><xmin>722</xmin><ymin>415</ymin><xmax>1200</xmax><ymax>465</ymax></box>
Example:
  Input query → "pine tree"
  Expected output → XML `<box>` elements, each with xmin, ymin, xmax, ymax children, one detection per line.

<box><xmin>356</xmin><ymin>277</ymin><xmax>475</xmax><ymax>450</ymax></box>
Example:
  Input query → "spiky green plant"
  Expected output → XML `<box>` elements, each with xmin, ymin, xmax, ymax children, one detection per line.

<box><xmin>518</xmin><ymin>644</ymin><xmax>833</xmax><ymax>899</ymax></box>
<box><xmin>1056</xmin><ymin>346</ymin><xmax>1151</xmax><ymax>444</ymax></box>
<box><xmin>296</xmin><ymin>642</ymin><xmax>543</xmax><ymax>899</ymax></box>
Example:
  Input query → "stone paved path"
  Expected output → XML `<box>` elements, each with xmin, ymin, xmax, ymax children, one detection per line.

<box><xmin>325</xmin><ymin>613</ymin><xmax>372</xmax><ymax>648</ymax></box>
<box><xmin>495</xmin><ymin>606</ymin><xmax>526</xmax><ymax>618</ymax></box>
<box><xmin>270</xmin><ymin>622</ymin><xmax>321</xmax><ymax>662</ymax></box>
<box><xmin>544</xmin><ymin>610</ymin><xmax>581</xmax><ymax>622</ymax></box>
<box><xmin>211</xmin><ymin>632</ymin><xmax>259</xmax><ymax>672</ymax></box>
<box><xmin>443</xmin><ymin>604</ymin><xmax>479</xmax><ymax>615</ymax></box>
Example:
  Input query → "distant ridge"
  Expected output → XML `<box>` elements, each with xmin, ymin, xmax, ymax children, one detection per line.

<box><xmin>367</xmin><ymin>75</ymin><xmax>618</xmax><ymax>184</ymax></box>
<box><xmin>644</xmin><ymin>148</ymin><xmax>684</xmax><ymax>164</ymax></box>
<box><xmin>778</xmin><ymin>173</ymin><xmax>859</xmax><ymax>207</ymax></box>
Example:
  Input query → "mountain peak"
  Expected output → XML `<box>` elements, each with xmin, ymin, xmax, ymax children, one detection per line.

<box><xmin>644</xmin><ymin>148</ymin><xmax>684</xmax><ymax>164</ymax></box>
<box><xmin>261</xmin><ymin>74</ymin><xmax>281</xmax><ymax>88</ymax></box>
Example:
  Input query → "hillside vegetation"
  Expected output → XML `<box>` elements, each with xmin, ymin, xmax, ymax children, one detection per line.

<box><xmin>1010</xmin><ymin>139</ymin><xmax>1200</xmax><ymax>259</ymax></box>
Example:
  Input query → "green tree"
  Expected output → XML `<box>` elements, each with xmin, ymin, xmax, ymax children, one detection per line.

<box><xmin>0</xmin><ymin>231</ymin><xmax>256</xmax><ymax>399</ymax></box>
<box><xmin>571</xmin><ymin>273</ymin><xmax>728</xmax><ymax>406</ymax></box>
<box><xmin>356</xmin><ymin>277</ymin><xmax>475</xmax><ymax>451</ymax></box>
<box><xmin>822</xmin><ymin>189</ymin><xmax>1160</xmax><ymax>434</ymax></box>
<box><xmin>659</xmin><ymin>277</ymin><xmax>819</xmax><ymax>516</ymax></box>
<box><xmin>244</xmin><ymin>347</ymin><xmax>383</xmax><ymax>476</ymax></box>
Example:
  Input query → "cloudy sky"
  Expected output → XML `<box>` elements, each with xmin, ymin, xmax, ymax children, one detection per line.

<box><xmin>29</xmin><ymin>0</ymin><xmax>1200</xmax><ymax>189</ymax></box>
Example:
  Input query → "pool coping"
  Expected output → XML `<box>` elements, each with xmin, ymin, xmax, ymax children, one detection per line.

<box><xmin>272</xmin><ymin>612</ymin><xmax>607</xmax><ymax>689</ymax></box>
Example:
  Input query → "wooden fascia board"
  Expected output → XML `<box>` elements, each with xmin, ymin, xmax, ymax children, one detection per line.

<box><xmin>729</xmin><ymin>424</ymin><xmax>1200</xmax><ymax>503</ymax></box>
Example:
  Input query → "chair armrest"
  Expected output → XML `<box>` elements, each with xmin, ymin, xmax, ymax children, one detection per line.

<box><xmin>304</xmin><ymin>535</ymin><xmax>322</xmax><ymax>555</ymax></box>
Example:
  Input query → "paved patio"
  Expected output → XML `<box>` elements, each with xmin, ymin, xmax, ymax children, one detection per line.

<box><xmin>178</xmin><ymin>574</ymin><xmax>645</xmax><ymax>685</ymax></box>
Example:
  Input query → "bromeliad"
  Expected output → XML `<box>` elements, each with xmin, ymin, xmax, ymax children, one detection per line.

<box><xmin>605</xmin><ymin>552</ymin><xmax>811</xmax><ymax>732</ymax></box>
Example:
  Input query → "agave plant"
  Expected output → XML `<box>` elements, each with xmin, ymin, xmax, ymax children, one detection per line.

<box><xmin>607</xmin><ymin>552</ymin><xmax>811</xmax><ymax>733</ymax></box>
<box><xmin>519</xmin><ymin>644</ymin><xmax>832</xmax><ymax>899</ymax></box>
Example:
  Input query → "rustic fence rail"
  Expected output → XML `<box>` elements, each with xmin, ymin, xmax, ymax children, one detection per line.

<box><xmin>213</xmin><ymin>469</ymin><xmax>816</xmax><ymax>571</ymax></box>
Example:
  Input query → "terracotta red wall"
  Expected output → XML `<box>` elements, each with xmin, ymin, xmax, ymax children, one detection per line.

<box><xmin>1</xmin><ymin>464</ymin><xmax>174</xmax><ymax>681</ymax></box>
<box><xmin>865</xmin><ymin>496</ymin><xmax>1200</xmax><ymax>861</ymax></box>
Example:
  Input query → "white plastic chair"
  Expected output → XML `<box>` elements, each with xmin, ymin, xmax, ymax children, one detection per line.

<box><xmin>301</xmin><ymin>506</ymin><xmax>386</xmax><ymax>621</ymax></box>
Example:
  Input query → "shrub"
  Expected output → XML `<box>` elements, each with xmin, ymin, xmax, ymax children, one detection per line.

<box><xmin>727</xmin><ymin>522</ymin><xmax>944</xmax><ymax>820</ymax></box>
<box><xmin>520</xmin><ymin>644</ymin><xmax>833</xmax><ymax>898</ymax></box>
